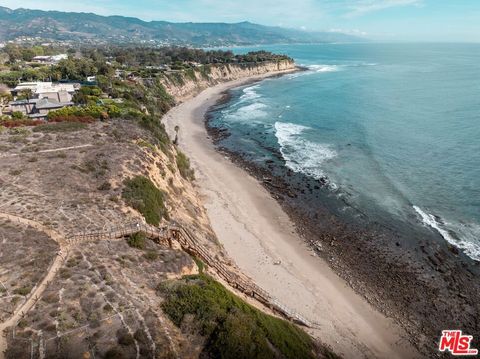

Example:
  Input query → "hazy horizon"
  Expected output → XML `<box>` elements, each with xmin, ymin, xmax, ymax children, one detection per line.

<box><xmin>1</xmin><ymin>0</ymin><xmax>479</xmax><ymax>43</ymax></box>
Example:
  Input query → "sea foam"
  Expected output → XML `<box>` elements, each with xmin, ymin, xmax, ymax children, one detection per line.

<box><xmin>224</xmin><ymin>102</ymin><xmax>268</xmax><ymax>124</ymax></box>
<box><xmin>286</xmin><ymin>64</ymin><xmax>340</xmax><ymax>79</ymax></box>
<box><xmin>413</xmin><ymin>205</ymin><xmax>480</xmax><ymax>261</ymax></box>
<box><xmin>308</xmin><ymin>64</ymin><xmax>340</xmax><ymax>72</ymax></box>
<box><xmin>239</xmin><ymin>84</ymin><xmax>261</xmax><ymax>103</ymax></box>
<box><xmin>274</xmin><ymin>122</ymin><xmax>336</xmax><ymax>185</ymax></box>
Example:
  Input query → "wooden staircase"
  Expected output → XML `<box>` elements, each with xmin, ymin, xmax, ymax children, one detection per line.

<box><xmin>68</xmin><ymin>221</ymin><xmax>314</xmax><ymax>328</ymax></box>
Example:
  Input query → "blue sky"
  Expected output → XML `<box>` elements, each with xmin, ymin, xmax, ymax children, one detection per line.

<box><xmin>2</xmin><ymin>0</ymin><xmax>480</xmax><ymax>41</ymax></box>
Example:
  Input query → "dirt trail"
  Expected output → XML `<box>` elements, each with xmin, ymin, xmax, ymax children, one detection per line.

<box><xmin>0</xmin><ymin>212</ymin><xmax>69</xmax><ymax>359</ymax></box>
<box><xmin>0</xmin><ymin>144</ymin><xmax>92</xmax><ymax>158</ymax></box>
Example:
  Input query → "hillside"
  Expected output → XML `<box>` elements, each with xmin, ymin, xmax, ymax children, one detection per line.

<box><xmin>0</xmin><ymin>6</ymin><xmax>362</xmax><ymax>46</ymax></box>
<box><xmin>0</xmin><ymin>52</ymin><xmax>342</xmax><ymax>358</ymax></box>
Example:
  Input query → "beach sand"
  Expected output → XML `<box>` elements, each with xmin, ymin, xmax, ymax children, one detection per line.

<box><xmin>163</xmin><ymin>71</ymin><xmax>419</xmax><ymax>359</ymax></box>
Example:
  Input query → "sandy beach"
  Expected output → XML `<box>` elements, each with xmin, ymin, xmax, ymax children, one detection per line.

<box><xmin>163</xmin><ymin>71</ymin><xmax>419</xmax><ymax>359</ymax></box>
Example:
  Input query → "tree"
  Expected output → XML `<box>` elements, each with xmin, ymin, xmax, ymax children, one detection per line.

<box><xmin>173</xmin><ymin>125</ymin><xmax>180</xmax><ymax>145</ymax></box>
<box><xmin>4</xmin><ymin>44</ymin><xmax>21</xmax><ymax>63</ymax></box>
<box><xmin>0</xmin><ymin>84</ymin><xmax>12</xmax><ymax>115</ymax></box>
<box><xmin>17</xmin><ymin>89</ymin><xmax>33</xmax><ymax>101</ymax></box>
<box><xmin>21</xmin><ymin>48</ymin><xmax>35</xmax><ymax>62</ymax></box>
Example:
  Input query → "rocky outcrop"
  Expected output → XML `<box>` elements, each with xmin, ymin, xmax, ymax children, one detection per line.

<box><xmin>159</xmin><ymin>60</ymin><xmax>296</xmax><ymax>102</ymax></box>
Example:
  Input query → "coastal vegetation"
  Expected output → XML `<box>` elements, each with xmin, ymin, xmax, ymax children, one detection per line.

<box><xmin>126</xmin><ymin>231</ymin><xmax>147</xmax><ymax>249</ymax></box>
<box><xmin>176</xmin><ymin>151</ymin><xmax>195</xmax><ymax>180</ymax></box>
<box><xmin>160</xmin><ymin>274</ymin><xmax>327</xmax><ymax>359</ymax></box>
<box><xmin>122</xmin><ymin>176</ymin><xmax>168</xmax><ymax>225</ymax></box>
<box><xmin>0</xmin><ymin>44</ymin><xmax>292</xmax><ymax>86</ymax></box>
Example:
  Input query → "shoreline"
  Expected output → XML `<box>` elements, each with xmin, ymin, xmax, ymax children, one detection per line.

<box><xmin>162</xmin><ymin>70</ymin><xmax>419</xmax><ymax>358</ymax></box>
<box><xmin>204</xmin><ymin>71</ymin><xmax>480</xmax><ymax>357</ymax></box>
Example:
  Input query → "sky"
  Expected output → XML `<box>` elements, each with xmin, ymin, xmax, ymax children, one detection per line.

<box><xmin>1</xmin><ymin>0</ymin><xmax>480</xmax><ymax>42</ymax></box>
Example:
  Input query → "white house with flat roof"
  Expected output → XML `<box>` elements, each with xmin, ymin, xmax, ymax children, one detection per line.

<box><xmin>32</xmin><ymin>54</ymin><xmax>68</xmax><ymax>64</ymax></box>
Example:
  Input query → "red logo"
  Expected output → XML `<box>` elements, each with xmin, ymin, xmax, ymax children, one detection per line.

<box><xmin>439</xmin><ymin>330</ymin><xmax>478</xmax><ymax>356</ymax></box>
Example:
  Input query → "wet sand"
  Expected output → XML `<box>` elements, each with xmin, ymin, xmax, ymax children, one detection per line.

<box><xmin>162</xmin><ymin>71</ymin><xmax>419</xmax><ymax>359</ymax></box>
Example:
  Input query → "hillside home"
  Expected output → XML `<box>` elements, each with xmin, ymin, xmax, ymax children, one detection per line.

<box><xmin>9</xmin><ymin>81</ymin><xmax>78</xmax><ymax>119</ymax></box>
<box><xmin>32</xmin><ymin>54</ymin><xmax>68</xmax><ymax>64</ymax></box>
<box><xmin>13</xmin><ymin>82</ymin><xmax>79</xmax><ymax>102</ymax></box>
<box><xmin>8</xmin><ymin>98</ymin><xmax>73</xmax><ymax>119</ymax></box>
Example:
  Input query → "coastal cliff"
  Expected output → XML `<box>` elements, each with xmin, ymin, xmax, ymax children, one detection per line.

<box><xmin>158</xmin><ymin>60</ymin><xmax>296</xmax><ymax>102</ymax></box>
<box><xmin>0</xmin><ymin>59</ymin><xmax>340</xmax><ymax>359</ymax></box>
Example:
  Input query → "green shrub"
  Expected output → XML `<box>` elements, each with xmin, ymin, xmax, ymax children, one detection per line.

<box><xmin>138</xmin><ymin>115</ymin><xmax>170</xmax><ymax>150</ymax></box>
<box><xmin>143</xmin><ymin>250</ymin><xmax>158</xmax><ymax>261</ymax></box>
<box><xmin>176</xmin><ymin>151</ymin><xmax>195</xmax><ymax>180</ymax></box>
<box><xmin>32</xmin><ymin>122</ymin><xmax>87</xmax><ymax>133</ymax></box>
<box><xmin>47</xmin><ymin>104</ymin><xmax>120</xmax><ymax>121</ymax></box>
<box><xmin>11</xmin><ymin>111</ymin><xmax>24</xmax><ymax>119</ymax></box>
<box><xmin>193</xmin><ymin>257</ymin><xmax>205</xmax><ymax>274</ymax></box>
<box><xmin>199</xmin><ymin>65</ymin><xmax>212</xmax><ymax>79</ymax></box>
<box><xmin>13</xmin><ymin>286</ymin><xmax>32</xmax><ymax>296</ymax></box>
<box><xmin>160</xmin><ymin>275</ymin><xmax>316</xmax><ymax>359</ymax></box>
<box><xmin>185</xmin><ymin>68</ymin><xmax>197</xmax><ymax>81</ymax></box>
<box><xmin>126</xmin><ymin>231</ymin><xmax>147</xmax><ymax>249</ymax></box>
<box><xmin>122</xmin><ymin>176</ymin><xmax>168</xmax><ymax>225</ymax></box>
<box><xmin>137</xmin><ymin>138</ymin><xmax>156</xmax><ymax>151</ymax></box>
<box><xmin>117</xmin><ymin>329</ymin><xmax>135</xmax><ymax>346</ymax></box>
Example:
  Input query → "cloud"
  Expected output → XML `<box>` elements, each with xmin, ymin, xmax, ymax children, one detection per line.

<box><xmin>342</xmin><ymin>0</ymin><xmax>423</xmax><ymax>18</ymax></box>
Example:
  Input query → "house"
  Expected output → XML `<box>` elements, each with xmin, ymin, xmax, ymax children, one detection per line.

<box><xmin>32</xmin><ymin>54</ymin><xmax>68</xmax><ymax>64</ymax></box>
<box><xmin>8</xmin><ymin>98</ymin><xmax>73</xmax><ymax>119</ymax></box>
<box><xmin>35</xmin><ymin>98</ymin><xmax>73</xmax><ymax>116</ymax></box>
<box><xmin>9</xmin><ymin>81</ymin><xmax>78</xmax><ymax>119</ymax></box>
<box><xmin>8</xmin><ymin>99</ymin><xmax>39</xmax><ymax>115</ymax></box>
<box><xmin>13</xmin><ymin>82</ymin><xmax>79</xmax><ymax>102</ymax></box>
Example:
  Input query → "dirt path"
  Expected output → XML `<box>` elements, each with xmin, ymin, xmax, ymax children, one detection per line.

<box><xmin>0</xmin><ymin>212</ymin><xmax>69</xmax><ymax>359</ymax></box>
<box><xmin>0</xmin><ymin>144</ymin><xmax>92</xmax><ymax>158</ymax></box>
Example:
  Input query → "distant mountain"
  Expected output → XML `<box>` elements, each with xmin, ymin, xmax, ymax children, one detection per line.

<box><xmin>0</xmin><ymin>7</ymin><xmax>364</xmax><ymax>46</ymax></box>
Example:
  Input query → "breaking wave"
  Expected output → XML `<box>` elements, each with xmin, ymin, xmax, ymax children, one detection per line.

<box><xmin>238</xmin><ymin>84</ymin><xmax>261</xmax><ymax>103</ymax></box>
<box><xmin>308</xmin><ymin>64</ymin><xmax>341</xmax><ymax>72</ymax></box>
<box><xmin>413</xmin><ymin>206</ymin><xmax>480</xmax><ymax>261</ymax></box>
<box><xmin>224</xmin><ymin>102</ymin><xmax>268</xmax><ymax>123</ymax></box>
<box><xmin>274</xmin><ymin>122</ymin><xmax>336</xmax><ymax>186</ymax></box>
<box><xmin>286</xmin><ymin>64</ymin><xmax>340</xmax><ymax>79</ymax></box>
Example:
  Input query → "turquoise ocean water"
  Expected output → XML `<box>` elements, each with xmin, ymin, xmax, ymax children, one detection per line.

<box><xmin>209</xmin><ymin>43</ymin><xmax>480</xmax><ymax>261</ymax></box>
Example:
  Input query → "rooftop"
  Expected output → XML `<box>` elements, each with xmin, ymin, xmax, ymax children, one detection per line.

<box><xmin>35</xmin><ymin>98</ymin><xmax>73</xmax><ymax>110</ymax></box>
<box><xmin>13</xmin><ymin>82</ymin><xmax>78</xmax><ymax>94</ymax></box>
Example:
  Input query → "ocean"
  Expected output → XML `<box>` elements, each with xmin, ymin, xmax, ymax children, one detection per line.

<box><xmin>208</xmin><ymin>43</ymin><xmax>480</xmax><ymax>261</ymax></box>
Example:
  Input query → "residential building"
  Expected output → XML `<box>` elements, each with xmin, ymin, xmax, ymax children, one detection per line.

<box><xmin>9</xmin><ymin>81</ymin><xmax>78</xmax><ymax>119</ymax></box>
<box><xmin>13</xmin><ymin>82</ymin><xmax>79</xmax><ymax>102</ymax></box>
<box><xmin>8</xmin><ymin>98</ymin><xmax>73</xmax><ymax>119</ymax></box>
<box><xmin>32</xmin><ymin>54</ymin><xmax>68</xmax><ymax>64</ymax></box>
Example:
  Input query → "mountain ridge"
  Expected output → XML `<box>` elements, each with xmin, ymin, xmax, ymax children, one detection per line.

<box><xmin>0</xmin><ymin>6</ymin><xmax>364</xmax><ymax>46</ymax></box>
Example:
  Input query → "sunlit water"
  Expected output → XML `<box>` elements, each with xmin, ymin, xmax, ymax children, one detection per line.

<box><xmin>209</xmin><ymin>43</ymin><xmax>480</xmax><ymax>261</ymax></box>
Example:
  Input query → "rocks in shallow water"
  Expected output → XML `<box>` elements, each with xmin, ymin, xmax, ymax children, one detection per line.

<box><xmin>448</xmin><ymin>245</ymin><xmax>460</xmax><ymax>255</ymax></box>
<box><xmin>313</xmin><ymin>241</ymin><xmax>323</xmax><ymax>252</ymax></box>
<box><xmin>287</xmin><ymin>191</ymin><xmax>296</xmax><ymax>198</ymax></box>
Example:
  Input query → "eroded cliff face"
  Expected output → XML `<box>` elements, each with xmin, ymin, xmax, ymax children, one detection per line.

<box><xmin>159</xmin><ymin>60</ymin><xmax>296</xmax><ymax>102</ymax></box>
